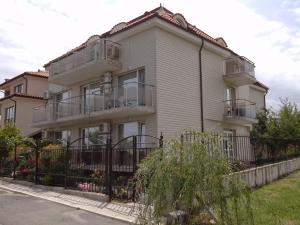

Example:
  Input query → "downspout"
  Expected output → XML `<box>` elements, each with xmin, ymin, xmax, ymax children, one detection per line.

<box><xmin>22</xmin><ymin>75</ymin><xmax>28</xmax><ymax>94</ymax></box>
<box><xmin>199</xmin><ymin>39</ymin><xmax>205</xmax><ymax>132</ymax></box>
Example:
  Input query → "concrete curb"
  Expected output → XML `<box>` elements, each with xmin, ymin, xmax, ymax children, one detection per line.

<box><xmin>0</xmin><ymin>178</ymin><xmax>136</xmax><ymax>223</ymax></box>
<box><xmin>1</xmin><ymin>177</ymin><xmax>109</xmax><ymax>202</ymax></box>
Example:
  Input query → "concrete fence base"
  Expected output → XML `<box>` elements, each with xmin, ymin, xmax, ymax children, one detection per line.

<box><xmin>237</xmin><ymin>157</ymin><xmax>300</xmax><ymax>188</ymax></box>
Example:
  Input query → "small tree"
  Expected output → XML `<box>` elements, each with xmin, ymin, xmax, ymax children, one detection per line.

<box><xmin>135</xmin><ymin>132</ymin><xmax>253</xmax><ymax>225</ymax></box>
<box><xmin>0</xmin><ymin>123</ymin><xmax>22</xmax><ymax>160</ymax></box>
<box><xmin>251</xmin><ymin>99</ymin><xmax>300</xmax><ymax>158</ymax></box>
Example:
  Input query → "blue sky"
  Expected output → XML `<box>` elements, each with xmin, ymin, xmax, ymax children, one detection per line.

<box><xmin>0</xmin><ymin>0</ymin><xmax>299</xmax><ymax>110</ymax></box>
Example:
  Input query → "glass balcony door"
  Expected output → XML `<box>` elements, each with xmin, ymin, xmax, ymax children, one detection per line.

<box><xmin>118</xmin><ymin>69</ymin><xmax>145</xmax><ymax>106</ymax></box>
<box><xmin>224</xmin><ymin>86</ymin><xmax>236</xmax><ymax>116</ymax></box>
<box><xmin>55</xmin><ymin>91</ymin><xmax>70</xmax><ymax>118</ymax></box>
<box><xmin>81</xmin><ymin>82</ymin><xmax>104</xmax><ymax>114</ymax></box>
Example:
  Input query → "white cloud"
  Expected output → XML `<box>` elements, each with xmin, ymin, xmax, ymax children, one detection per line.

<box><xmin>0</xmin><ymin>0</ymin><xmax>299</xmax><ymax>108</ymax></box>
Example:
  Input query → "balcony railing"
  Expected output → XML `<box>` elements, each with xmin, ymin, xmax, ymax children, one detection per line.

<box><xmin>33</xmin><ymin>82</ymin><xmax>154</xmax><ymax>123</ymax></box>
<box><xmin>223</xmin><ymin>99</ymin><xmax>257</xmax><ymax>121</ymax></box>
<box><xmin>224</xmin><ymin>56</ymin><xmax>255</xmax><ymax>77</ymax></box>
<box><xmin>48</xmin><ymin>39</ymin><xmax>121</xmax><ymax>77</ymax></box>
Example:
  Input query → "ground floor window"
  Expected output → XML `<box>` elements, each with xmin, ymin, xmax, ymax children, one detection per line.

<box><xmin>48</xmin><ymin>130</ymin><xmax>71</xmax><ymax>145</ymax></box>
<box><xmin>118</xmin><ymin>122</ymin><xmax>145</xmax><ymax>145</ymax></box>
<box><xmin>80</xmin><ymin>125</ymin><xmax>109</xmax><ymax>146</ymax></box>
<box><xmin>116</xmin><ymin>122</ymin><xmax>146</xmax><ymax>165</ymax></box>
<box><xmin>223</xmin><ymin>129</ymin><xmax>236</xmax><ymax>159</ymax></box>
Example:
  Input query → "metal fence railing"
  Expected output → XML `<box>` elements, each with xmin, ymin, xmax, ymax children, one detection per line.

<box><xmin>1</xmin><ymin>133</ymin><xmax>300</xmax><ymax>201</ymax></box>
<box><xmin>32</xmin><ymin>82</ymin><xmax>155</xmax><ymax>123</ymax></box>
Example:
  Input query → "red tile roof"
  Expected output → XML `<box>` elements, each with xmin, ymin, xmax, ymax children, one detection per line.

<box><xmin>44</xmin><ymin>6</ymin><xmax>234</xmax><ymax>67</ymax></box>
<box><xmin>0</xmin><ymin>70</ymin><xmax>48</xmax><ymax>88</ymax></box>
<box><xmin>0</xmin><ymin>93</ymin><xmax>44</xmax><ymax>102</ymax></box>
<box><xmin>254</xmin><ymin>81</ymin><xmax>269</xmax><ymax>91</ymax></box>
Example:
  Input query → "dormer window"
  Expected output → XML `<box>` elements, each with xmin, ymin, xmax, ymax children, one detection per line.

<box><xmin>173</xmin><ymin>14</ymin><xmax>188</xmax><ymax>29</ymax></box>
<box><xmin>14</xmin><ymin>84</ymin><xmax>24</xmax><ymax>94</ymax></box>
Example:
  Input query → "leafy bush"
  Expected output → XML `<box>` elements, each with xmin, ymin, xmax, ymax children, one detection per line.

<box><xmin>135</xmin><ymin>131</ymin><xmax>253</xmax><ymax>225</ymax></box>
<box><xmin>43</xmin><ymin>175</ymin><xmax>54</xmax><ymax>186</ymax></box>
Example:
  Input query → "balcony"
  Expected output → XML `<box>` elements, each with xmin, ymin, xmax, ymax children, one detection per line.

<box><xmin>32</xmin><ymin>82</ymin><xmax>155</xmax><ymax>128</ymax></box>
<box><xmin>223</xmin><ymin>99</ymin><xmax>258</xmax><ymax>125</ymax></box>
<box><xmin>223</xmin><ymin>56</ymin><xmax>256</xmax><ymax>86</ymax></box>
<box><xmin>48</xmin><ymin>39</ymin><xmax>122</xmax><ymax>86</ymax></box>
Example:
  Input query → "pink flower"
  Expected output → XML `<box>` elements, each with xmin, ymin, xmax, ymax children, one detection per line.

<box><xmin>78</xmin><ymin>182</ymin><xmax>93</xmax><ymax>191</ymax></box>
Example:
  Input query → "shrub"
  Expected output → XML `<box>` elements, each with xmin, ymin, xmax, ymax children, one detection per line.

<box><xmin>43</xmin><ymin>175</ymin><xmax>54</xmax><ymax>186</ymax></box>
<box><xmin>135</xmin><ymin>131</ymin><xmax>254</xmax><ymax>225</ymax></box>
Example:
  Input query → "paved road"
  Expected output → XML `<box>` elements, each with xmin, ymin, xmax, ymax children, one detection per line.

<box><xmin>0</xmin><ymin>188</ymin><xmax>129</xmax><ymax>225</ymax></box>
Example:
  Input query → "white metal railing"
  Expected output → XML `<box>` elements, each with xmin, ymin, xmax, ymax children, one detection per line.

<box><xmin>32</xmin><ymin>82</ymin><xmax>154</xmax><ymax>123</ymax></box>
<box><xmin>48</xmin><ymin>40</ymin><xmax>120</xmax><ymax>77</ymax></box>
<box><xmin>223</xmin><ymin>99</ymin><xmax>257</xmax><ymax>120</ymax></box>
<box><xmin>224</xmin><ymin>56</ymin><xmax>255</xmax><ymax>77</ymax></box>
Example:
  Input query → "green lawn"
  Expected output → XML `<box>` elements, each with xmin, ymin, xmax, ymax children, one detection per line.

<box><xmin>252</xmin><ymin>170</ymin><xmax>300</xmax><ymax>225</ymax></box>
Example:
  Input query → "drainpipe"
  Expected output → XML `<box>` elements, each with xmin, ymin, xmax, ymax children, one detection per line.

<box><xmin>199</xmin><ymin>39</ymin><xmax>205</xmax><ymax>132</ymax></box>
<box><xmin>22</xmin><ymin>75</ymin><xmax>28</xmax><ymax>94</ymax></box>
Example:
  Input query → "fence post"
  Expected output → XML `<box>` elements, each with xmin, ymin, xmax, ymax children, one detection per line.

<box><xmin>132</xmin><ymin>135</ymin><xmax>138</xmax><ymax>201</ymax></box>
<box><xmin>64</xmin><ymin>142</ymin><xmax>69</xmax><ymax>189</ymax></box>
<box><xmin>13</xmin><ymin>143</ymin><xmax>17</xmax><ymax>180</ymax></box>
<box><xmin>159</xmin><ymin>132</ymin><xmax>163</xmax><ymax>148</ymax></box>
<box><xmin>106</xmin><ymin>137</ymin><xmax>112</xmax><ymax>201</ymax></box>
<box><xmin>132</xmin><ymin>136</ymin><xmax>137</xmax><ymax>172</ymax></box>
<box><xmin>35</xmin><ymin>147</ymin><xmax>39</xmax><ymax>184</ymax></box>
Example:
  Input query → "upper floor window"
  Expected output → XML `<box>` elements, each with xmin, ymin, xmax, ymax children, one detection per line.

<box><xmin>5</xmin><ymin>106</ymin><xmax>15</xmax><ymax>123</ymax></box>
<box><xmin>224</xmin><ymin>86</ymin><xmax>236</xmax><ymax>103</ymax></box>
<box><xmin>118</xmin><ymin>68</ymin><xmax>145</xmax><ymax>106</ymax></box>
<box><xmin>14</xmin><ymin>84</ymin><xmax>24</xmax><ymax>94</ymax></box>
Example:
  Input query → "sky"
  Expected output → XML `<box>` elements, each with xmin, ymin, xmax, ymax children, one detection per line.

<box><xmin>0</xmin><ymin>0</ymin><xmax>299</xmax><ymax>110</ymax></box>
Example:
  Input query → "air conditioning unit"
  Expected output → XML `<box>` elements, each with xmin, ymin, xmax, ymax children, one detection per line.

<box><xmin>99</xmin><ymin>123</ymin><xmax>110</xmax><ymax>133</ymax></box>
<box><xmin>43</xmin><ymin>91</ymin><xmax>52</xmax><ymax>100</ymax></box>
<box><xmin>106</xmin><ymin>45</ymin><xmax>120</xmax><ymax>60</ymax></box>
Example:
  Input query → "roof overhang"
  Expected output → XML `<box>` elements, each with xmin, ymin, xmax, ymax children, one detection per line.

<box><xmin>111</xmin><ymin>16</ymin><xmax>231</xmax><ymax>57</ymax></box>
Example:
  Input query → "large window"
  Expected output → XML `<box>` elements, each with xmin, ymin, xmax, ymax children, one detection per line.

<box><xmin>55</xmin><ymin>91</ymin><xmax>70</xmax><ymax>118</ymax></box>
<box><xmin>81</xmin><ymin>125</ymin><xmax>109</xmax><ymax>146</ymax></box>
<box><xmin>48</xmin><ymin>130</ymin><xmax>70</xmax><ymax>145</ymax></box>
<box><xmin>81</xmin><ymin>81</ymin><xmax>104</xmax><ymax>113</ymax></box>
<box><xmin>224</xmin><ymin>86</ymin><xmax>236</xmax><ymax>103</ymax></box>
<box><xmin>5</xmin><ymin>106</ymin><xmax>15</xmax><ymax>123</ymax></box>
<box><xmin>118</xmin><ymin>122</ymin><xmax>145</xmax><ymax>145</ymax></box>
<box><xmin>223</xmin><ymin>129</ymin><xmax>236</xmax><ymax>159</ymax></box>
<box><xmin>14</xmin><ymin>84</ymin><xmax>24</xmax><ymax>94</ymax></box>
<box><xmin>118</xmin><ymin>68</ymin><xmax>145</xmax><ymax>106</ymax></box>
<box><xmin>117</xmin><ymin>122</ymin><xmax>146</xmax><ymax>165</ymax></box>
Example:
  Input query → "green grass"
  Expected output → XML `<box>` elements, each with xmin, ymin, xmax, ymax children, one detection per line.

<box><xmin>252</xmin><ymin>170</ymin><xmax>300</xmax><ymax>225</ymax></box>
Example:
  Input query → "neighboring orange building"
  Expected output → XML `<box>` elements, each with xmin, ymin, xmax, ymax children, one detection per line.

<box><xmin>0</xmin><ymin>70</ymin><xmax>48</xmax><ymax>138</ymax></box>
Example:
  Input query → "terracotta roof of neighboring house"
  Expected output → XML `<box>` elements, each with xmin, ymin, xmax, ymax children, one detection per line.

<box><xmin>44</xmin><ymin>6</ymin><xmax>235</xmax><ymax>67</ymax></box>
<box><xmin>0</xmin><ymin>93</ymin><xmax>44</xmax><ymax>102</ymax></box>
<box><xmin>254</xmin><ymin>81</ymin><xmax>269</xmax><ymax>91</ymax></box>
<box><xmin>0</xmin><ymin>70</ymin><xmax>48</xmax><ymax>88</ymax></box>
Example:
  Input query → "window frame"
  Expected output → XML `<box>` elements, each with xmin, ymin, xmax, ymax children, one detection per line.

<box><xmin>14</xmin><ymin>84</ymin><xmax>24</xmax><ymax>94</ymax></box>
<box><xmin>4</xmin><ymin>106</ymin><xmax>15</xmax><ymax>123</ymax></box>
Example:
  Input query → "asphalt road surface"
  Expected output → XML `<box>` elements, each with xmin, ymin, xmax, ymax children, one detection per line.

<box><xmin>0</xmin><ymin>188</ymin><xmax>129</xmax><ymax>225</ymax></box>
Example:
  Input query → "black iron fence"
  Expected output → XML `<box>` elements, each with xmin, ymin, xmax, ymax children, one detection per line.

<box><xmin>0</xmin><ymin>133</ymin><xmax>300</xmax><ymax>201</ymax></box>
